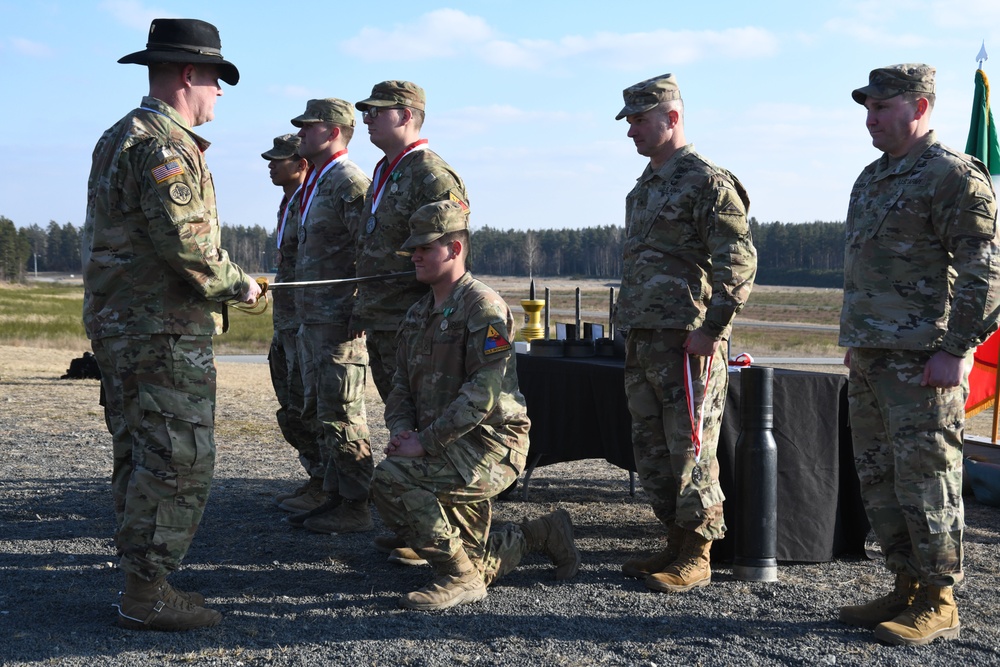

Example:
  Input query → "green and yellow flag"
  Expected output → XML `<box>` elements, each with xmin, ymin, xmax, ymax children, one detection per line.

<box><xmin>965</xmin><ymin>68</ymin><xmax>1000</xmax><ymax>176</ymax></box>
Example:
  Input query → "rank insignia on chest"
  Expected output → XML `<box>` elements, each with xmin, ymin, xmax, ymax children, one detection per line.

<box><xmin>483</xmin><ymin>324</ymin><xmax>511</xmax><ymax>355</ymax></box>
<box><xmin>151</xmin><ymin>159</ymin><xmax>184</xmax><ymax>183</ymax></box>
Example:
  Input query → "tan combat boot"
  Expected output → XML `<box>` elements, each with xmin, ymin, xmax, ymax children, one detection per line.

<box><xmin>115</xmin><ymin>574</ymin><xmax>221</xmax><ymax>631</ymax></box>
<box><xmin>286</xmin><ymin>497</ymin><xmax>341</xmax><ymax>528</ymax></box>
<box><xmin>645</xmin><ymin>530</ymin><xmax>712</xmax><ymax>593</ymax></box>
<box><xmin>373</xmin><ymin>534</ymin><xmax>428</xmax><ymax>565</ymax></box>
<box><xmin>520</xmin><ymin>509</ymin><xmax>581</xmax><ymax>580</ymax></box>
<box><xmin>274</xmin><ymin>477</ymin><xmax>320</xmax><ymax>506</ymax></box>
<box><xmin>874</xmin><ymin>585</ymin><xmax>960</xmax><ymax>646</ymax></box>
<box><xmin>838</xmin><ymin>573</ymin><xmax>918</xmax><ymax>629</ymax></box>
<box><xmin>303</xmin><ymin>498</ymin><xmax>374</xmax><ymax>534</ymax></box>
<box><xmin>278</xmin><ymin>478</ymin><xmax>328</xmax><ymax>513</ymax></box>
<box><xmin>622</xmin><ymin>524</ymin><xmax>685</xmax><ymax>579</ymax></box>
<box><xmin>401</xmin><ymin>548</ymin><xmax>487</xmax><ymax>611</ymax></box>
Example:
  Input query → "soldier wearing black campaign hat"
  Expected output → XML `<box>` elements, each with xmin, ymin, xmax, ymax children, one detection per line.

<box><xmin>118</xmin><ymin>18</ymin><xmax>240</xmax><ymax>85</ymax></box>
<box><xmin>83</xmin><ymin>17</ymin><xmax>258</xmax><ymax>631</ymax></box>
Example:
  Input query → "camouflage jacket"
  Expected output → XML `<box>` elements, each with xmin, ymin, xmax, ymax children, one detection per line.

<box><xmin>353</xmin><ymin>147</ymin><xmax>467</xmax><ymax>332</ymax></box>
<box><xmin>839</xmin><ymin>131</ymin><xmax>1000</xmax><ymax>355</ymax></box>
<box><xmin>294</xmin><ymin>157</ymin><xmax>370</xmax><ymax>325</ymax></box>
<box><xmin>272</xmin><ymin>187</ymin><xmax>302</xmax><ymax>331</ymax></box>
<box><xmin>82</xmin><ymin>96</ymin><xmax>250</xmax><ymax>339</ymax></box>
<box><xmin>616</xmin><ymin>144</ymin><xmax>757</xmax><ymax>339</ymax></box>
<box><xmin>384</xmin><ymin>272</ymin><xmax>530</xmax><ymax>481</ymax></box>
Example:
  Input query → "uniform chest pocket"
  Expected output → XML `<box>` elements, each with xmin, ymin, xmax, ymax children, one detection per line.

<box><xmin>870</xmin><ymin>188</ymin><xmax>934</xmax><ymax>256</ymax></box>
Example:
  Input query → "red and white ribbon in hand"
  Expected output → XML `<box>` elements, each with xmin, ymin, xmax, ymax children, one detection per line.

<box><xmin>683</xmin><ymin>351</ymin><xmax>713</xmax><ymax>464</ymax></box>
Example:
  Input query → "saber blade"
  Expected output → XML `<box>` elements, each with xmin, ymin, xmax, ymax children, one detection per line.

<box><xmin>266</xmin><ymin>270</ymin><xmax>417</xmax><ymax>289</ymax></box>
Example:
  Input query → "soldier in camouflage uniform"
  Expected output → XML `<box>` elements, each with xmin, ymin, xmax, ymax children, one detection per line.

<box><xmin>371</xmin><ymin>201</ymin><xmax>580</xmax><ymax>610</ymax></box>
<box><xmin>838</xmin><ymin>64</ymin><xmax>1000</xmax><ymax>646</ymax></box>
<box><xmin>351</xmin><ymin>81</ymin><xmax>469</xmax><ymax>401</ymax></box>
<box><xmin>614</xmin><ymin>74</ymin><xmax>757</xmax><ymax>594</ymax></box>
<box><xmin>261</xmin><ymin>134</ymin><xmax>325</xmax><ymax>509</ymax></box>
<box><xmin>82</xmin><ymin>18</ymin><xmax>260</xmax><ymax>631</ymax></box>
<box><xmin>283</xmin><ymin>99</ymin><xmax>375</xmax><ymax>534</ymax></box>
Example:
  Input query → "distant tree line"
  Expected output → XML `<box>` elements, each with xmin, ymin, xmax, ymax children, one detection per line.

<box><xmin>0</xmin><ymin>217</ymin><xmax>847</xmax><ymax>287</ymax></box>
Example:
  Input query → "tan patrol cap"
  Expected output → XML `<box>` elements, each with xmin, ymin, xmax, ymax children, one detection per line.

<box><xmin>615</xmin><ymin>73</ymin><xmax>682</xmax><ymax>120</ymax></box>
<box><xmin>852</xmin><ymin>63</ymin><xmax>935</xmax><ymax>105</ymax></box>
<box><xmin>290</xmin><ymin>98</ymin><xmax>356</xmax><ymax>128</ymax></box>
<box><xmin>261</xmin><ymin>134</ymin><xmax>301</xmax><ymax>160</ymax></box>
<box><xmin>401</xmin><ymin>201</ymin><xmax>470</xmax><ymax>250</ymax></box>
<box><xmin>355</xmin><ymin>80</ymin><xmax>426</xmax><ymax>112</ymax></box>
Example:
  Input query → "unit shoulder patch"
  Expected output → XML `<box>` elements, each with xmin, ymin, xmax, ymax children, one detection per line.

<box><xmin>483</xmin><ymin>324</ymin><xmax>511</xmax><ymax>356</ymax></box>
<box><xmin>168</xmin><ymin>182</ymin><xmax>193</xmax><ymax>206</ymax></box>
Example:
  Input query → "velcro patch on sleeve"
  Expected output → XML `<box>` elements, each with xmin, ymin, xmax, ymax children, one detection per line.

<box><xmin>151</xmin><ymin>159</ymin><xmax>185</xmax><ymax>183</ymax></box>
<box><xmin>483</xmin><ymin>324</ymin><xmax>511</xmax><ymax>355</ymax></box>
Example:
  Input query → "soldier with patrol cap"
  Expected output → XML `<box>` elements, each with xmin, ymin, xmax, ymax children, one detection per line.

<box><xmin>371</xmin><ymin>201</ymin><xmax>580</xmax><ymax>610</ymax></box>
<box><xmin>614</xmin><ymin>73</ymin><xmax>757</xmax><ymax>594</ymax></box>
<box><xmin>283</xmin><ymin>98</ymin><xmax>375</xmax><ymax>535</ymax></box>
<box><xmin>260</xmin><ymin>134</ymin><xmax>324</xmax><ymax>509</ymax></box>
<box><xmin>83</xmin><ymin>17</ymin><xmax>260</xmax><ymax>630</ymax></box>
<box><xmin>838</xmin><ymin>64</ymin><xmax>1000</xmax><ymax>646</ymax></box>
<box><xmin>351</xmin><ymin>81</ymin><xmax>469</xmax><ymax>401</ymax></box>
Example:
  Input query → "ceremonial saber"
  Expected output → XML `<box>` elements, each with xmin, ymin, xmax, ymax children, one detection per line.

<box><xmin>263</xmin><ymin>270</ymin><xmax>416</xmax><ymax>290</ymax></box>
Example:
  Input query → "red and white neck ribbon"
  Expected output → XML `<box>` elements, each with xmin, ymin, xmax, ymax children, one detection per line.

<box><xmin>370</xmin><ymin>139</ymin><xmax>428</xmax><ymax>215</ymax></box>
<box><xmin>683</xmin><ymin>351</ymin><xmax>713</xmax><ymax>463</ymax></box>
<box><xmin>276</xmin><ymin>184</ymin><xmax>303</xmax><ymax>249</ymax></box>
<box><xmin>300</xmin><ymin>149</ymin><xmax>348</xmax><ymax>224</ymax></box>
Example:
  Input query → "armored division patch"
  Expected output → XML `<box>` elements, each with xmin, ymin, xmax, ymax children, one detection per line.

<box><xmin>483</xmin><ymin>324</ymin><xmax>511</xmax><ymax>355</ymax></box>
<box><xmin>168</xmin><ymin>182</ymin><xmax>193</xmax><ymax>205</ymax></box>
<box><xmin>152</xmin><ymin>159</ymin><xmax>184</xmax><ymax>183</ymax></box>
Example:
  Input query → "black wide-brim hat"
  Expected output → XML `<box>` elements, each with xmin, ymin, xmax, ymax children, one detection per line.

<box><xmin>118</xmin><ymin>18</ymin><xmax>240</xmax><ymax>86</ymax></box>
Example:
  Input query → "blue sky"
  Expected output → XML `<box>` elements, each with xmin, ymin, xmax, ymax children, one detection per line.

<box><xmin>1</xmin><ymin>0</ymin><xmax>999</xmax><ymax>233</ymax></box>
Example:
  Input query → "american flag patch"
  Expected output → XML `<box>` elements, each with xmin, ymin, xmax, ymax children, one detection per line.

<box><xmin>151</xmin><ymin>160</ymin><xmax>184</xmax><ymax>183</ymax></box>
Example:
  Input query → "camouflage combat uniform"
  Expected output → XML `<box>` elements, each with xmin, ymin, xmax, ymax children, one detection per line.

<box><xmin>295</xmin><ymin>156</ymin><xmax>373</xmax><ymax>501</ymax></box>
<box><xmin>371</xmin><ymin>272</ymin><xmax>532</xmax><ymax>584</ymax></box>
<box><xmin>352</xmin><ymin>147</ymin><xmax>468</xmax><ymax>399</ymax></box>
<box><xmin>616</xmin><ymin>144</ymin><xmax>757</xmax><ymax>541</ymax></box>
<box><xmin>267</xmin><ymin>187</ymin><xmax>323</xmax><ymax>478</ymax></box>
<box><xmin>82</xmin><ymin>95</ymin><xmax>252</xmax><ymax>580</ymax></box>
<box><xmin>840</xmin><ymin>130</ymin><xmax>1000</xmax><ymax>587</ymax></box>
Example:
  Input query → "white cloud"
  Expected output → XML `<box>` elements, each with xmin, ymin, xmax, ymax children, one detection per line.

<box><xmin>100</xmin><ymin>0</ymin><xmax>172</xmax><ymax>31</ymax></box>
<box><xmin>434</xmin><ymin>104</ymin><xmax>575</xmax><ymax>136</ymax></box>
<box><xmin>823</xmin><ymin>18</ymin><xmax>927</xmax><ymax>48</ymax></box>
<box><xmin>341</xmin><ymin>8</ymin><xmax>493</xmax><ymax>61</ymax></box>
<box><xmin>9</xmin><ymin>38</ymin><xmax>53</xmax><ymax>58</ymax></box>
<box><xmin>341</xmin><ymin>10</ymin><xmax>779</xmax><ymax>70</ymax></box>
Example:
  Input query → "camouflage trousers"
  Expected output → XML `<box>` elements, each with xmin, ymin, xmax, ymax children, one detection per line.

<box><xmin>92</xmin><ymin>334</ymin><xmax>216</xmax><ymax>580</ymax></box>
<box><xmin>624</xmin><ymin>328</ymin><xmax>729</xmax><ymax>541</ymax></box>
<box><xmin>371</xmin><ymin>444</ymin><xmax>525</xmax><ymax>585</ymax></box>
<box><xmin>268</xmin><ymin>327</ymin><xmax>322</xmax><ymax>478</ymax></box>
<box><xmin>847</xmin><ymin>347</ymin><xmax>968</xmax><ymax>587</ymax></box>
<box><xmin>365</xmin><ymin>329</ymin><xmax>399</xmax><ymax>402</ymax></box>
<box><xmin>298</xmin><ymin>323</ymin><xmax>372</xmax><ymax>501</ymax></box>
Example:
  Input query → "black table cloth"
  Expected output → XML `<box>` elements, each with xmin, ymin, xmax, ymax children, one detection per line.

<box><xmin>515</xmin><ymin>353</ymin><xmax>870</xmax><ymax>562</ymax></box>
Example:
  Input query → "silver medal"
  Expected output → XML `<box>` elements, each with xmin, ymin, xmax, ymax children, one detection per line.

<box><xmin>366</xmin><ymin>215</ymin><xmax>377</xmax><ymax>234</ymax></box>
<box><xmin>390</xmin><ymin>183</ymin><xmax>398</xmax><ymax>193</ymax></box>
<box><xmin>440</xmin><ymin>319</ymin><xmax>449</xmax><ymax>331</ymax></box>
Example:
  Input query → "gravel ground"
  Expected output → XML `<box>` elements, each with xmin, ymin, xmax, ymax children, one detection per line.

<box><xmin>2</xmin><ymin>345</ymin><xmax>1000</xmax><ymax>667</ymax></box>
